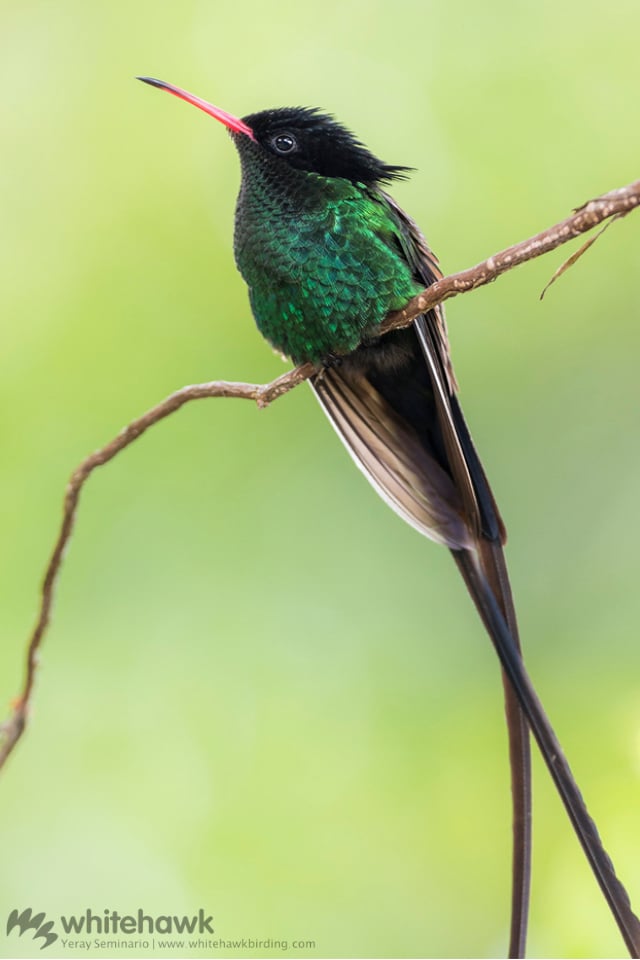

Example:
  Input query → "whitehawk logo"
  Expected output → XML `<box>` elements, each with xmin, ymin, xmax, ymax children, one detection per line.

<box><xmin>6</xmin><ymin>908</ymin><xmax>58</xmax><ymax>950</ymax></box>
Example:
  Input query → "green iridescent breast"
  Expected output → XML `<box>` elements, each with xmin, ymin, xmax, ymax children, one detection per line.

<box><xmin>233</xmin><ymin>161</ymin><xmax>418</xmax><ymax>365</ymax></box>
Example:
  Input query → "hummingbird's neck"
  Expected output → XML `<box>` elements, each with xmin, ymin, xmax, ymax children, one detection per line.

<box><xmin>233</xmin><ymin>134</ymin><xmax>366</xmax><ymax>216</ymax></box>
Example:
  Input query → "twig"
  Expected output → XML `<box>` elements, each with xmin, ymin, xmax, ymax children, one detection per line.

<box><xmin>0</xmin><ymin>363</ymin><xmax>314</xmax><ymax>770</ymax></box>
<box><xmin>380</xmin><ymin>179</ymin><xmax>640</xmax><ymax>334</ymax></box>
<box><xmin>0</xmin><ymin>179</ymin><xmax>638</xmax><ymax>773</ymax></box>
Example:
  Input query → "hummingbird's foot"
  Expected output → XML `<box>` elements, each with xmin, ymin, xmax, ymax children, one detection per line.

<box><xmin>322</xmin><ymin>352</ymin><xmax>344</xmax><ymax>370</ymax></box>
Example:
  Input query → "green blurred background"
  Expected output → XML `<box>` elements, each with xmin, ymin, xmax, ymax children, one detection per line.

<box><xmin>1</xmin><ymin>1</ymin><xmax>639</xmax><ymax>957</ymax></box>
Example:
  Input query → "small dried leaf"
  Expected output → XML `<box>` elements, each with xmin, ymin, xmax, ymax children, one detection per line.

<box><xmin>540</xmin><ymin>214</ymin><xmax>623</xmax><ymax>300</ymax></box>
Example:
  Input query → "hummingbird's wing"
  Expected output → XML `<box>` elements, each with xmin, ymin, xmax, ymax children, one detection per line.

<box><xmin>313</xmin><ymin>357</ymin><xmax>473</xmax><ymax>549</ymax></box>
<box><xmin>311</xmin><ymin>193</ymin><xmax>532</xmax><ymax>957</ymax></box>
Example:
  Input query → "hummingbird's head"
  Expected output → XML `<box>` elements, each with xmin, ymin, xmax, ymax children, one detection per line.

<box><xmin>137</xmin><ymin>77</ymin><xmax>410</xmax><ymax>186</ymax></box>
<box><xmin>240</xmin><ymin>106</ymin><xmax>410</xmax><ymax>185</ymax></box>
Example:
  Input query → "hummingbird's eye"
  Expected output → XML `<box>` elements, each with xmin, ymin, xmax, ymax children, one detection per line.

<box><xmin>272</xmin><ymin>133</ymin><xmax>297</xmax><ymax>154</ymax></box>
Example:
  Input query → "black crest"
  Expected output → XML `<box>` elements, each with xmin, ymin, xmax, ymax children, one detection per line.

<box><xmin>241</xmin><ymin>107</ymin><xmax>411</xmax><ymax>186</ymax></box>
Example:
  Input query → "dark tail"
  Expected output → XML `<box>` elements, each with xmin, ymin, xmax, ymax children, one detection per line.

<box><xmin>313</xmin><ymin>320</ymin><xmax>640</xmax><ymax>954</ymax></box>
<box><xmin>453</xmin><ymin>548</ymin><xmax>640</xmax><ymax>958</ymax></box>
<box><xmin>313</xmin><ymin>337</ymin><xmax>534</xmax><ymax>956</ymax></box>
<box><xmin>452</xmin><ymin>542</ymin><xmax>531</xmax><ymax>959</ymax></box>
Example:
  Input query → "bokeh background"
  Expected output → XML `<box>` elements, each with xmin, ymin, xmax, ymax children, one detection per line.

<box><xmin>1</xmin><ymin>1</ymin><xmax>639</xmax><ymax>957</ymax></box>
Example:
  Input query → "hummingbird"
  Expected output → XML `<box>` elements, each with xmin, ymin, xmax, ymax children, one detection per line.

<box><xmin>138</xmin><ymin>76</ymin><xmax>640</xmax><ymax>958</ymax></box>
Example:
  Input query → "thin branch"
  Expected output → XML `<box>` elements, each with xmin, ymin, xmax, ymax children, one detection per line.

<box><xmin>380</xmin><ymin>178</ymin><xmax>640</xmax><ymax>335</ymax></box>
<box><xmin>0</xmin><ymin>179</ymin><xmax>638</xmax><ymax>773</ymax></box>
<box><xmin>0</xmin><ymin>362</ymin><xmax>314</xmax><ymax>771</ymax></box>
